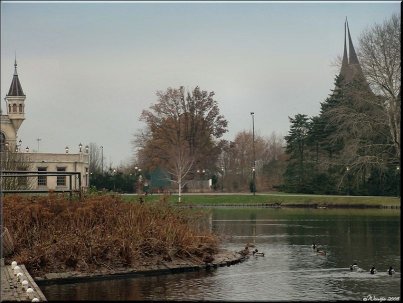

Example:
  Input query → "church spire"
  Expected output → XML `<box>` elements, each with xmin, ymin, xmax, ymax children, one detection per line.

<box><xmin>346</xmin><ymin>20</ymin><xmax>359</xmax><ymax>65</ymax></box>
<box><xmin>338</xmin><ymin>18</ymin><xmax>367</xmax><ymax>85</ymax></box>
<box><xmin>340</xmin><ymin>17</ymin><xmax>349</xmax><ymax>77</ymax></box>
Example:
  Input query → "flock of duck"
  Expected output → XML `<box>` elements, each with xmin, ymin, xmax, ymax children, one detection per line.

<box><xmin>349</xmin><ymin>263</ymin><xmax>396</xmax><ymax>275</ymax></box>
<box><xmin>239</xmin><ymin>242</ymin><xmax>397</xmax><ymax>276</ymax></box>
<box><xmin>312</xmin><ymin>242</ymin><xmax>397</xmax><ymax>275</ymax></box>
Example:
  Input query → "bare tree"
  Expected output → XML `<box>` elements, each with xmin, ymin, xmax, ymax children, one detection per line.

<box><xmin>135</xmin><ymin>86</ymin><xmax>228</xmax><ymax>198</ymax></box>
<box><xmin>88</xmin><ymin>143</ymin><xmax>104</xmax><ymax>174</ymax></box>
<box><xmin>0</xmin><ymin>150</ymin><xmax>33</xmax><ymax>190</ymax></box>
<box><xmin>358</xmin><ymin>13</ymin><xmax>401</xmax><ymax>161</ymax></box>
<box><xmin>165</xmin><ymin>142</ymin><xmax>194</xmax><ymax>202</ymax></box>
<box><xmin>222</xmin><ymin>131</ymin><xmax>285</xmax><ymax>192</ymax></box>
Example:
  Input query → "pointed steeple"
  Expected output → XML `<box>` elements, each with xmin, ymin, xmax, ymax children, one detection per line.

<box><xmin>346</xmin><ymin>21</ymin><xmax>359</xmax><ymax>65</ymax></box>
<box><xmin>5</xmin><ymin>58</ymin><xmax>26</xmax><ymax>134</ymax></box>
<box><xmin>338</xmin><ymin>18</ymin><xmax>368</xmax><ymax>87</ymax></box>
<box><xmin>341</xmin><ymin>18</ymin><xmax>348</xmax><ymax>68</ymax></box>
<box><xmin>340</xmin><ymin>18</ymin><xmax>349</xmax><ymax>79</ymax></box>
<box><xmin>7</xmin><ymin>57</ymin><xmax>25</xmax><ymax>97</ymax></box>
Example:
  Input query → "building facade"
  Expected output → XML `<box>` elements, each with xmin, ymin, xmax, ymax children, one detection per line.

<box><xmin>1</xmin><ymin>60</ymin><xmax>89</xmax><ymax>191</ymax></box>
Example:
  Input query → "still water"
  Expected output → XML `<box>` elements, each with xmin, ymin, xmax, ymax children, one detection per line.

<box><xmin>41</xmin><ymin>208</ymin><xmax>400</xmax><ymax>301</ymax></box>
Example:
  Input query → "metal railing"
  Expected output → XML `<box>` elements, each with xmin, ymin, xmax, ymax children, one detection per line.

<box><xmin>1</xmin><ymin>171</ymin><xmax>82</xmax><ymax>200</ymax></box>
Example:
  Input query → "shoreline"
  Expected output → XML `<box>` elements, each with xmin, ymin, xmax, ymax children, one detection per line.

<box><xmin>34</xmin><ymin>249</ymin><xmax>246</xmax><ymax>285</ymax></box>
<box><xmin>177</xmin><ymin>203</ymin><xmax>400</xmax><ymax>209</ymax></box>
<box><xmin>122</xmin><ymin>193</ymin><xmax>401</xmax><ymax>208</ymax></box>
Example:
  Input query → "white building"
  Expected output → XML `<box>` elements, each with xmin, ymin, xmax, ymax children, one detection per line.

<box><xmin>1</xmin><ymin>60</ymin><xmax>89</xmax><ymax>192</ymax></box>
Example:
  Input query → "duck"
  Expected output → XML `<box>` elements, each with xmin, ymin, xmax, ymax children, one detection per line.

<box><xmin>350</xmin><ymin>263</ymin><xmax>359</xmax><ymax>271</ymax></box>
<box><xmin>238</xmin><ymin>246</ymin><xmax>250</xmax><ymax>257</ymax></box>
<box><xmin>370</xmin><ymin>266</ymin><xmax>377</xmax><ymax>274</ymax></box>
<box><xmin>202</xmin><ymin>254</ymin><xmax>214</xmax><ymax>264</ymax></box>
<box><xmin>312</xmin><ymin>243</ymin><xmax>317</xmax><ymax>249</ymax></box>
<box><xmin>316</xmin><ymin>248</ymin><xmax>326</xmax><ymax>256</ymax></box>
<box><xmin>252</xmin><ymin>249</ymin><xmax>265</xmax><ymax>257</ymax></box>
<box><xmin>388</xmin><ymin>266</ymin><xmax>395</xmax><ymax>275</ymax></box>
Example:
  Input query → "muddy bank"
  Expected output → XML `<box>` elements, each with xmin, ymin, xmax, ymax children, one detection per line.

<box><xmin>34</xmin><ymin>249</ymin><xmax>246</xmax><ymax>285</ymax></box>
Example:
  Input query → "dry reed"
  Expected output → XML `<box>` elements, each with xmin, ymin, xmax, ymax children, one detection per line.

<box><xmin>2</xmin><ymin>194</ymin><xmax>218</xmax><ymax>276</ymax></box>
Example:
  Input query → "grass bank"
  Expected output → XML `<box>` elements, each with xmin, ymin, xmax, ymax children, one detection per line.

<box><xmin>122</xmin><ymin>193</ymin><xmax>401</xmax><ymax>208</ymax></box>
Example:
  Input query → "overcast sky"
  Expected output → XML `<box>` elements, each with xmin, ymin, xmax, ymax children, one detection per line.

<box><xmin>1</xmin><ymin>1</ymin><xmax>400</xmax><ymax>166</ymax></box>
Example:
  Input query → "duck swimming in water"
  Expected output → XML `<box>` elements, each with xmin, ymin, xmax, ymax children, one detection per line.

<box><xmin>312</xmin><ymin>243</ymin><xmax>317</xmax><ymax>249</ymax></box>
<box><xmin>370</xmin><ymin>266</ymin><xmax>377</xmax><ymax>274</ymax></box>
<box><xmin>388</xmin><ymin>266</ymin><xmax>395</xmax><ymax>275</ymax></box>
<box><xmin>316</xmin><ymin>248</ymin><xmax>326</xmax><ymax>256</ymax></box>
<box><xmin>252</xmin><ymin>249</ymin><xmax>265</xmax><ymax>257</ymax></box>
<box><xmin>238</xmin><ymin>246</ymin><xmax>250</xmax><ymax>257</ymax></box>
<box><xmin>350</xmin><ymin>263</ymin><xmax>359</xmax><ymax>271</ymax></box>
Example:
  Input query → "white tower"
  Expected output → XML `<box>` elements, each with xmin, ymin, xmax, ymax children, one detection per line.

<box><xmin>1</xmin><ymin>59</ymin><xmax>26</xmax><ymax>151</ymax></box>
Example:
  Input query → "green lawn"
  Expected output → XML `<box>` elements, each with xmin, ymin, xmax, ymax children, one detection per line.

<box><xmin>122</xmin><ymin>193</ymin><xmax>401</xmax><ymax>207</ymax></box>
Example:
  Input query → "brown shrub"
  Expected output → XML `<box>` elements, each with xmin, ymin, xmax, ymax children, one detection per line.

<box><xmin>2</xmin><ymin>194</ymin><xmax>218</xmax><ymax>276</ymax></box>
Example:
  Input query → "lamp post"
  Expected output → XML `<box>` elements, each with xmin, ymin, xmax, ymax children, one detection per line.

<box><xmin>15</xmin><ymin>139</ymin><xmax>22</xmax><ymax>152</ymax></box>
<box><xmin>79</xmin><ymin>143</ymin><xmax>82</xmax><ymax>153</ymax></box>
<box><xmin>100</xmin><ymin>146</ymin><xmax>104</xmax><ymax>174</ymax></box>
<box><xmin>221</xmin><ymin>167</ymin><xmax>224</xmax><ymax>192</ymax></box>
<box><xmin>133</xmin><ymin>166</ymin><xmax>142</xmax><ymax>194</ymax></box>
<box><xmin>396</xmin><ymin>166</ymin><xmax>400</xmax><ymax>197</ymax></box>
<box><xmin>346</xmin><ymin>166</ymin><xmax>350</xmax><ymax>195</ymax></box>
<box><xmin>36</xmin><ymin>138</ymin><xmax>41</xmax><ymax>152</ymax></box>
<box><xmin>251</xmin><ymin>112</ymin><xmax>256</xmax><ymax>196</ymax></box>
<box><xmin>85</xmin><ymin>145</ymin><xmax>89</xmax><ymax>187</ymax></box>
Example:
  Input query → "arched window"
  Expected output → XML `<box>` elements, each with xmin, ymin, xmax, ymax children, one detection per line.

<box><xmin>13</xmin><ymin>104</ymin><xmax>17</xmax><ymax>113</ymax></box>
<box><xmin>19</xmin><ymin>104</ymin><xmax>23</xmax><ymax>113</ymax></box>
<box><xmin>9</xmin><ymin>104</ymin><xmax>11</xmax><ymax>113</ymax></box>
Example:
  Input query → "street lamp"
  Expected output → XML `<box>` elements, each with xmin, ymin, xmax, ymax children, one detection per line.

<box><xmin>221</xmin><ymin>167</ymin><xmax>224</xmax><ymax>192</ymax></box>
<box><xmin>396</xmin><ymin>166</ymin><xmax>400</xmax><ymax>197</ymax></box>
<box><xmin>85</xmin><ymin>145</ymin><xmax>90</xmax><ymax>186</ymax></box>
<box><xmin>346</xmin><ymin>166</ymin><xmax>350</xmax><ymax>195</ymax></box>
<box><xmin>251</xmin><ymin>112</ymin><xmax>256</xmax><ymax>196</ymax></box>
<box><xmin>16</xmin><ymin>139</ymin><xmax>22</xmax><ymax>152</ymax></box>
<box><xmin>79</xmin><ymin>143</ymin><xmax>82</xmax><ymax>153</ymax></box>
<box><xmin>135</xmin><ymin>167</ymin><xmax>142</xmax><ymax>194</ymax></box>
<box><xmin>100</xmin><ymin>146</ymin><xmax>104</xmax><ymax>174</ymax></box>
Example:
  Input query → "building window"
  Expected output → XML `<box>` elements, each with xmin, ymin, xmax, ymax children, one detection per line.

<box><xmin>57</xmin><ymin>167</ymin><xmax>66</xmax><ymax>186</ymax></box>
<box><xmin>13</xmin><ymin>104</ymin><xmax>17</xmax><ymax>113</ymax></box>
<box><xmin>8</xmin><ymin>104</ymin><xmax>11</xmax><ymax>113</ymax></box>
<box><xmin>38</xmin><ymin>167</ymin><xmax>47</xmax><ymax>186</ymax></box>
<box><xmin>19</xmin><ymin>104</ymin><xmax>23</xmax><ymax>113</ymax></box>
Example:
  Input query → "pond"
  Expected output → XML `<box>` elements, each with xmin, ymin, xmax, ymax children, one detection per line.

<box><xmin>41</xmin><ymin>207</ymin><xmax>400</xmax><ymax>301</ymax></box>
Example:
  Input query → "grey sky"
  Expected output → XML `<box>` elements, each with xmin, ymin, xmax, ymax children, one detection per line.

<box><xmin>1</xmin><ymin>1</ymin><xmax>400</xmax><ymax>166</ymax></box>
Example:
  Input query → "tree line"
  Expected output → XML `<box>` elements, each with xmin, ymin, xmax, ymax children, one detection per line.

<box><xmin>81</xmin><ymin>14</ymin><xmax>401</xmax><ymax>197</ymax></box>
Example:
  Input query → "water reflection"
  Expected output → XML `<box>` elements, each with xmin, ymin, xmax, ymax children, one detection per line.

<box><xmin>41</xmin><ymin>208</ymin><xmax>400</xmax><ymax>301</ymax></box>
